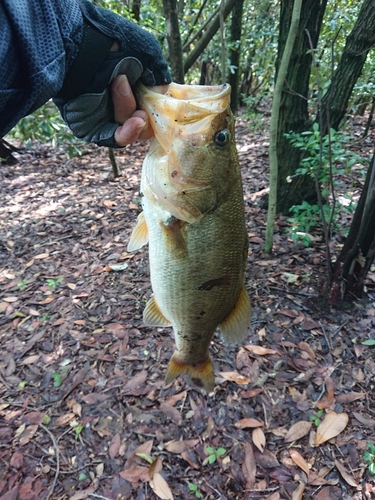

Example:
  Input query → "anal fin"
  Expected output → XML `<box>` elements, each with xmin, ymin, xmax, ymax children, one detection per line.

<box><xmin>127</xmin><ymin>212</ymin><xmax>149</xmax><ymax>252</ymax></box>
<box><xmin>219</xmin><ymin>285</ymin><xmax>251</xmax><ymax>344</ymax></box>
<box><xmin>165</xmin><ymin>352</ymin><xmax>215</xmax><ymax>393</ymax></box>
<box><xmin>143</xmin><ymin>296</ymin><xmax>172</xmax><ymax>327</ymax></box>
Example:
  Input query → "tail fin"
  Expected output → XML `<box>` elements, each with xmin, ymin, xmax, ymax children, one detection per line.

<box><xmin>165</xmin><ymin>353</ymin><xmax>215</xmax><ymax>393</ymax></box>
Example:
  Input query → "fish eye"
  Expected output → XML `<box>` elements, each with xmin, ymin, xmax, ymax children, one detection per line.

<box><xmin>214</xmin><ymin>129</ymin><xmax>230</xmax><ymax>148</ymax></box>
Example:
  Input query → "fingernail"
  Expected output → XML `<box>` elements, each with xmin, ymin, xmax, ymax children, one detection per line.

<box><xmin>115</xmin><ymin>75</ymin><xmax>131</xmax><ymax>97</ymax></box>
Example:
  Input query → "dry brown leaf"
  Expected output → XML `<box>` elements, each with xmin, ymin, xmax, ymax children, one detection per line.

<box><xmin>242</xmin><ymin>442</ymin><xmax>256</xmax><ymax>488</ymax></box>
<box><xmin>149</xmin><ymin>457</ymin><xmax>163</xmax><ymax>479</ymax></box>
<box><xmin>219</xmin><ymin>371</ymin><xmax>250</xmax><ymax>385</ymax></box>
<box><xmin>314</xmin><ymin>485</ymin><xmax>342</xmax><ymax>499</ymax></box>
<box><xmin>120</xmin><ymin>465</ymin><xmax>150</xmax><ymax>483</ymax></box>
<box><xmin>149</xmin><ymin>472</ymin><xmax>174</xmax><ymax>500</ymax></box>
<box><xmin>315</xmin><ymin>412</ymin><xmax>349</xmax><ymax>446</ymax></box>
<box><xmin>109</xmin><ymin>433</ymin><xmax>121</xmax><ymax>459</ymax></box>
<box><xmin>244</xmin><ymin>345</ymin><xmax>277</xmax><ymax>355</ymax></box>
<box><xmin>291</xmin><ymin>482</ymin><xmax>305</xmax><ymax>500</ymax></box>
<box><xmin>69</xmin><ymin>479</ymin><xmax>99</xmax><ymax>499</ymax></box>
<box><xmin>19</xmin><ymin>424</ymin><xmax>38</xmax><ymax>446</ymax></box>
<box><xmin>252</xmin><ymin>427</ymin><xmax>266</xmax><ymax>452</ymax></box>
<box><xmin>335</xmin><ymin>392</ymin><xmax>365</xmax><ymax>404</ymax></box>
<box><xmin>165</xmin><ymin>439</ymin><xmax>199</xmax><ymax>454</ymax></box>
<box><xmin>265</xmin><ymin>493</ymin><xmax>280</xmax><ymax>500</ymax></box>
<box><xmin>284</xmin><ymin>421</ymin><xmax>312</xmax><ymax>443</ymax></box>
<box><xmin>290</xmin><ymin>449</ymin><xmax>310</xmax><ymax>477</ymax></box>
<box><xmin>334</xmin><ymin>460</ymin><xmax>358</xmax><ymax>487</ymax></box>
<box><xmin>235</xmin><ymin>418</ymin><xmax>264</xmax><ymax>429</ymax></box>
<box><xmin>54</xmin><ymin>412</ymin><xmax>76</xmax><ymax>426</ymax></box>
<box><xmin>298</xmin><ymin>341</ymin><xmax>316</xmax><ymax>360</ymax></box>
<box><xmin>316</xmin><ymin>376</ymin><xmax>335</xmax><ymax>410</ymax></box>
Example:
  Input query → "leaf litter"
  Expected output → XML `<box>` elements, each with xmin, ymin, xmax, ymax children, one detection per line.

<box><xmin>0</xmin><ymin>115</ymin><xmax>375</xmax><ymax>499</ymax></box>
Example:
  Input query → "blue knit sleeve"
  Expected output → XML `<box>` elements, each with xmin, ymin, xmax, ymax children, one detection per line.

<box><xmin>0</xmin><ymin>0</ymin><xmax>83</xmax><ymax>137</ymax></box>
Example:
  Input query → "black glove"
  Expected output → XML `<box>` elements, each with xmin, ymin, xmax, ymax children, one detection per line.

<box><xmin>54</xmin><ymin>0</ymin><xmax>171</xmax><ymax>148</ymax></box>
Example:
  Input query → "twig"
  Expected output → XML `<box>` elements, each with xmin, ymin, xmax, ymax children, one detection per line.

<box><xmin>203</xmin><ymin>478</ymin><xmax>226</xmax><ymax>498</ymax></box>
<box><xmin>40</xmin><ymin>424</ymin><xmax>60</xmax><ymax>500</ymax></box>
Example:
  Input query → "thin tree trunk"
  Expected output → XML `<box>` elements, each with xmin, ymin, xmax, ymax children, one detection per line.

<box><xmin>228</xmin><ymin>0</ymin><xmax>244</xmax><ymax>112</ymax></box>
<box><xmin>275</xmin><ymin>0</ymin><xmax>327</xmax><ymax>214</ymax></box>
<box><xmin>163</xmin><ymin>0</ymin><xmax>184</xmax><ymax>83</ymax></box>
<box><xmin>108</xmin><ymin>148</ymin><xmax>122</xmax><ymax>178</ymax></box>
<box><xmin>265</xmin><ymin>0</ymin><xmax>302</xmax><ymax>253</ymax></box>
<box><xmin>328</xmin><ymin>154</ymin><xmax>375</xmax><ymax>304</ymax></box>
<box><xmin>183</xmin><ymin>0</ymin><xmax>238</xmax><ymax>74</ymax></box>
<box><xmin>317</xmin><ymin>0</ymin><xmax>375</xmax><ymax>134</ymax></box>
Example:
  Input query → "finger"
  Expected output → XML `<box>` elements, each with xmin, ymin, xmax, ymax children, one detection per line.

<box><xmin>112</xmin><ymin>75</ymin><xmax>136</xmax><ymax>123</ymax></box>
<box><xmin>114</xmin><ymin>111</ymin><xmax>153</xmax><ymax>146</ymax></box>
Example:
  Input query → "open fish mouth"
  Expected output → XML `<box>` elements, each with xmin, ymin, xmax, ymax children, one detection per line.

<box><xmin>137</xmin><ymin>83</ymin><xmax>233</xmax><ymax>223</ymax></box>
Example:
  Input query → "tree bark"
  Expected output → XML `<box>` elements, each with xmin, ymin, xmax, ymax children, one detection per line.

<box><xmin>317</xmin><ymin>0</ymin><xmax>375</xmax><ymax>134</ymax></box>
<box><xmin>131</xmin><ymin>0</ymin><xmax>141</xmax><ymax>21</ymax></box>
<box><xmin>228</xmin><ymin>0</ymin><xmax>245</xmax><ymax>112</ymax></box>
<box><xmin>183</xmin><ymin>0</ymin><xmax>238</xmax><ymax>74</ymax></box>
<box><xmin>328</xmin><ymin>153</ymin><xmax>375</xmax><ymax>304</ymax></box>
<box><xmin>163</xmin><ymin>0</ymin><xmax>184</xmax><ymax>83</ymax></box>
<box><xmin>275</xmin><ymin>0</ymin><xmax>327</xmax><ymax>214</ymax></box>
<box><xmin>265</xmin><ymin>0</ymin><xmax>302</xmax><ymax>253</ymax></box>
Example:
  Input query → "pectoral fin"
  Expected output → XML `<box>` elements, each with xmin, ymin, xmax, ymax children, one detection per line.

<box><xmin>219</xmin><ymin>286</ymin><xmax>251</xmax><ymax>344</ymax></box>
<box><xmin>162</xmin><ymin>218</ymin><xmax>187</xmax><ymax>253</ymax></box>
<box><xmin>165</xmin><ymin>352</ymin><xmax>215</xmax><ymax>393</ymax></box>
<box><xmin>127</xmin><ymin>212</ymin><xmax>149</xmax><ymax>252</ymax></box>
<box><xmin>143</xmin><ymin>296</ymin><xmax>172</xmax><ymax>327</ymax></box>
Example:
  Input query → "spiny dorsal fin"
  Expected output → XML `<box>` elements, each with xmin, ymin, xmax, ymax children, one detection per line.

<box><xmin>127</xmin><ymin>212</ymin><xmax>149</xmax><ymax>252</ymax></box>
<box><xmin>143</xmin><ymin>296</ymin><xmax>172</xmax><ymax>327</ymax></box>
<box><xmin>219</xmin><ymin>286</ymin><xmax>251</xmax><ymax>344</ymax></box>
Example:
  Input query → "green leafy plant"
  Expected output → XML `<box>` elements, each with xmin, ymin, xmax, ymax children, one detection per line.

<box><xmin>188</xmin><ymin>482</ymin><xmax>202</xmax><ymax>498</ymax></box>
<box><xmin>205</xmin><ymin>446</ymin><xmax>227</xmax><ymax>464</ymax></box>
<box><xmin>364</xmin><ymin>441</ymin><xmax>375</xmax><ymax>474</ymax></box>
<box><xmin>309</xmin><ymin>409</ymin><xmax>324</xmax><ymax>427</ymax></box>
<box><xmin>17</xmin><ymin>279</ymin><xmax>29</xmax><ymax>291</ymax></box>
<box><xmin>51</xmin><ymin>372</ymin><xmax>62</xmax><ymax>387</ymax></box>
<box><xmin>8</xmin><ymin>101</ymin><xmax>83</xmax><ymax>157</ymax></box>
<box><xmin>46</xmin><ymin>277</ymin><xmax>64</xmax><ymax>291</ymax></box>
<box><xmin>74</xmin><ymin>423</ymin><xmax>84</xmax><ymax>440</ymax></box>
<box><xmin>285</xmin><ymin>124</ymin><xmax>366</xmax><ymax>245</ymax></box>
<box><xmin>40</xmin><ymin>312</ymin><xmax>52</xmax><ymax>321</ymax></box>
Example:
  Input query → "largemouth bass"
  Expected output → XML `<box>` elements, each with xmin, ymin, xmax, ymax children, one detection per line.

<box><xmin>128</xmin><ymin>83</ymin><xmax>251</xmax><ymax>392</ymax></box>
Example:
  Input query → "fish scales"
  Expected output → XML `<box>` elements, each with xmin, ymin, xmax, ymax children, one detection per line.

<box><xmin>128</xmin><ymin>82</ymin><xmax>251</xmax><ymax>392</ymax></box>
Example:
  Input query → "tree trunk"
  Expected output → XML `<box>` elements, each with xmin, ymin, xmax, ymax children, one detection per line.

<box><xmin>328</xmin><ymin>153</ymin><xmax>375</xmax><ymax>304</ymax></box>
<box><xmin>183</xmin><ymin>0</ymin><xmax>238</xmax><ymax>74</ymax></box>
<box><xmin>163</xmin><ymin>0</ymin><xmax>184</xmax><ymax>83</ymax></box>
<box><xmin>275</xmin><ymin>0</ymin><xmax>327</xmax><ymax>214</ymax></box>
<box><xmin>0</xmin><ymin>138</ymin><xmax>18</xmax><ymax>165</ymax></box>
<box><xmin>265</xmin><ymin>0</ymin><xmax>302</xmax><ymax>253</ymax></box>
<box><xmin>317</xmin><ymin>0</ymin><xmax>375</xmax><ymax>134</ymax></box>
<box><xmin>228</xmin><ymin>0</ymin><xmax>245</xmax><ymax>112</ymax></box>
<box><xmin>131</xmin><ymin>0</ymin><xmax>141</xmax><ymax>21</ymax></box>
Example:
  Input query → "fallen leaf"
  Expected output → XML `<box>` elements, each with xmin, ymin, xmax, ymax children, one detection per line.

<box><xmin>352</xmin><ymin>412</ymin><xmax>375</xmax><ymax>428</ymax></box>
<box><xmin>284</xmin><ymin>421</ymin><xmax>312</xmax><ymax>443</ymax></box>
<box><xmin>109</xmin><ymin>433</ymin><xmax>121</xmax><ymax>459</ymax></box>
<box><xmin>149</xmin><ymin>472</ymin><xmax>174</xmax><ymax>500</ymax></box>
<box><xmin>69</xmin><ymin>479</ymin><xmax>99</xmax><ymax>499</ymax></box>
<box><xmin>219</xmin><ymin>371</ymin><xmax>250</xmax><ymax>385</ymax></box>
<box><xmin>334</xmin><ymin>460</ymin><xmax>358</xmax><ymax>487</ymax></box>
<box><xmin>120</xmin><ymin>465</ymin><xmax>150</xmax><ymax>483</ymax></box>
<box><xmin>335</xmin><ymin>392</ymin><xmax>365</xmax><ymax>403</ymax></box>
<box><xmin>19</xmin><ymin>424</ymin><xmax>38</xmax><ymax>446</ymax></box>
<box><xmin>291</xmin><ymin>482</ymin><xmax>305</xmax><ymax>500</ymax></box>
<box><xmin>34</xmin><ymin>253</ymin><xmax>49</xmax><ymax>259</ymax></box>
<box><xmin>235</xmin><ymin>418</ymin><xmax>264</xmax><ymax>429</ymax></box>
<box><xmin>242</xmin><ymin>442</ymin><xmax>256</xmax><ymax>488</ymax></box>
<box><xmin>54</xmin><ymin>413</ymin><xmax>76</xmax><ymax>426</ymax></box>
<box><xmin>149</xmin><ymin>457</ymin><xmax>163</xmax><ymax>478</ymax></box>
<box><xmin>244</xmin><ymin>345</ymin><xmax>277</xmax><ymax>355</ymax></box>
<box><xmin>314</xmin><ymin>485</ymin><xmax>342</xmax><ymax>500</ymax></box>
<box><xmin>315</xmin><ymin>412</ymin><xmax>349</xmax><ymax>446</ymax></box>
<box><xmin>3</xmin><ymin>296</ymin><xmax>18</xmax><ymax>303</ymax></box>
<box><xmin>165</xmin><ymin>439</ymin><xmax>199</xmax><ymax>454</ymax></box>
<box><xmin>252</xmin><ymin>427</ymin><xmax>266</xmax><ymax>452</ymax></box>
<box><xmin>160</xmin><ymin>402</ymin><xmax>182</xmax><ymax>425</ymax></box>
<box><xmin>290</xmin><ymin>449</ymin><xmax>310</xmax><ymax>476</ymax></box>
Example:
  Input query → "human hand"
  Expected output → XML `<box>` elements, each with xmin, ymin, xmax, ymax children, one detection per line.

<box><xmin>54</xmin><ymin>4</ymin><xmax>172</xmax><ymax>148</ymax></box>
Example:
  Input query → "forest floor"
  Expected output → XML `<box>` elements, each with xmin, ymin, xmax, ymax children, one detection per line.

<box><xmin>1</xmin><ymin>113</ymin><xmax>375</xmax><ymax>500</ymax></box>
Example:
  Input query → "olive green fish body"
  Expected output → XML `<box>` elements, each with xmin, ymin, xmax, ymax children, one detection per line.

<box><xmin>128</xmin><ymin>83</ymin><xmax>251</xmax><ymax>392</ymax></box>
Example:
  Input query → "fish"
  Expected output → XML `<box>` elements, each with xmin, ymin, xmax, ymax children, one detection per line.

<box><xmin>127</xmin><ymin>82</ymin><xmax>251</xmax><ymax>392</ymax></box>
